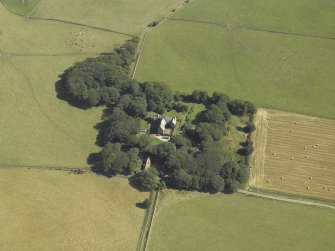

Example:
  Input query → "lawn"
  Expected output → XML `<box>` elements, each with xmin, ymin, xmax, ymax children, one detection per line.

<box><xmin>0</xmin><ymin>4</ymin><xmax>129</xmax><ymax>167</ymax></box>
<box><xmin>149</xmin><ymin>192</ymin><xmax>335</xmax><ymax>251</ymax></box>
<box><xmin>0</xmin><ymin>168</ymin><xmax>149</xmax><ymax>250</ymax></box>
<box><xmin>135</xmin><ymin>1</ymin><xmax>335</xmax><ymax>118</ymax></box>
<box><xmin>30</xmin><ymin>0</ymin><xmax>185</xmax><ymax>35</ymax></box>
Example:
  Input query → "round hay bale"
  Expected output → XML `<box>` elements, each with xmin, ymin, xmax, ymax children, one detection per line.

<box><xmin>306</xmin><ymin>187</ymin><xmax>310</xmax><ymax>189</ymax></box>
<box><xmin>305</xmin><ymin>155</ymin><xmax>308</xmax><ymax>158</ymax></box>
<box><xmin>273</xmin><ymin>153</ymin><xmax>276</xmax><ymax>156</ymax></box>
<box><xmin>304</xmin><ymin>146</ymin><xmax>307</xmax><ymax>149</ymax></box>
<box><xmin>316</xmin><ymin>144</ymin><xmax>319</xmax><ymax>146</ymax></box>
<box><xmin>267</xmin><ymin>126</ymin><xmax>270</xmax><ymax>129</ymax></box>
<box><xmin>291</xmin><ymin>157</ymin><xmax>294</xmax><ymax>160</ymax></box>
<box><xmin>280</xmin><ymin>177</ymin><xmax>284</xmax><ymax>179</ymax></box>
<box><xmin>312</xmin><ymin>145</ymin><xmax>316</xmax><ymax>148</ymax></box>
<box><xmin>290</xmin><ymin>129</ymin><xmax>293</xmax><ymax>132</ymax></box>
<box><xmin>309</xmin><ymin>177</ymin><xmax>312</xmax><ymax>179</ymax></box>
<box><xmin>266</xmin><ymin>180</ymin><xmax>270</xmax><ymax>183</ymax></box>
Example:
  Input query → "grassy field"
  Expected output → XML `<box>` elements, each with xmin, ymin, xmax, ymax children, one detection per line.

<box><xmin>135</xmin><ymin>1</ymin><xmax>335</xmax><ymax>118</ymax></box>
<box><xmin>0</xmin><ymin>4</ymin><xmax>131</xmax><ymax>167</ymax></box>
<box><xmin>0</xmin><ymin>169</ymin><xmax>148</xmax><ymax>250</ymax></box>
<box><xmin>0</xmin><ymin>0</ymin><xmax>41</xmax><ymax>16</ymax></box>
<box><xmin>30</xmin><ymin>0</ymin><xmax>185</xmax><ymax>35</ymax></box>
<box><xmin>149</xmin><ymin>191</ymin><xmax>335</xmax><ymax>251</ymax></box>
<box><xmin>251</xmin><ymin>109</ymin><xmax>335</xmax><ymax>201</ymax></box>
<box><xmin>174</xmin><ymin>0</ymin><xmax>335</xmax><ymax>37</ymax></box>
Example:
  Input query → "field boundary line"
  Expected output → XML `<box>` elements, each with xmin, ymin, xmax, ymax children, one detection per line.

<box><xmin>4</xmin><ymin>52</ymin><xmax>101</xmax><ymax>57</ymax></box>
<box><xmin>0</xmin><ymin>163</ymin><xmax>89</xmax><ymax>171</ymax></box>
<box><xmin>28</xmin><ymin>17</ymin><xmax>135</xmax><ymax>37</ymax></box>
<box><xmin>168</xmin><ymin>17</ymin><xmax>335</xmax><ymax>41</ymax></box>
<box><xmin>26</xmin><ymin>0</ymin><xmax>43</xmax><ymax>18</ymax></box>
<box><xmin>143</xmin><ymin>189</ymin><xmax>160</xmax><ymax>251</ymax></box>
<box><xmin>136</xmin><ymin>189</ymin><xmax>160</xmax><ymax>251</ymax></box>
<box><xmin>238</xmin><ymin>189</ymin><xmax>335</xmax><ymax>210</ymax></box>
<box><xmin>0</xmin><ymin>2</ymin><xmax>134</xmax><ymax>37</ymax></box>
<box><xmin>131</xmin><ymin>0</ymin><xmax>194</xmax><ymax>79</ymax></box>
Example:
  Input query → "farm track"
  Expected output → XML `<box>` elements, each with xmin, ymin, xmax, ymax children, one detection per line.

<box><xmin>131</xmin><ymin>1</ymin><xmax>190</xmax><ymax>79</ymax></box>
<box><xmin>238</xmin><ymin>189</ymin><xmax>335</xmax><ymax>210</ymax></box>
<box><xmin>4</xmin><ymin>56</ymin><xmax>88</xmax><ymax>150</ymax></box>
<box><xmin>168</xmin><ymin>17</ymin><xmax>335</xmax><ymax>41</ymax></box>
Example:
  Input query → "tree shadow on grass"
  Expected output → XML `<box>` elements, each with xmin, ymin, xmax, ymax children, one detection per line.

<box><xmin>55</xmin><ymin>76</ymin><xmax>91</xmax><ymax>110</ymax></box>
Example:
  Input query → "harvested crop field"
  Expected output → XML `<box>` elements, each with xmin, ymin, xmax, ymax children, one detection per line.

<box><xmin>251</xmin><ymin>109</ymin><xmax>335</xmax><ymax>201</ymax></box>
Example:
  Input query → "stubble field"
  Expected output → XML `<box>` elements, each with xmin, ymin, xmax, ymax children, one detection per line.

<box><xmin>250</xmin><ymin>109</ymin><xmax>335</xmax><ymax>201</ymax></box>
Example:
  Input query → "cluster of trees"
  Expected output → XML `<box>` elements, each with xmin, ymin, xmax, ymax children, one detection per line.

<box><xmin>59</xmin><ymin>39</ymin><xmax>256</xmax><ymax>193</ymax></box>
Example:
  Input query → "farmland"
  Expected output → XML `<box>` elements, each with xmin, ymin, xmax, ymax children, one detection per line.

<box><xmin>0</xmin><ymin>0</ymin><xmax>41</xmax><ymax>16</ymax></box>
<box><xmin>250</xmin><ymin>109</ymin><xmax>335</xmax><ymax>201</ymax></box>
<box><xmin>0</xmin><ymin>3</ymin><xmax>130</xmax><ymax>167</ymax></box>
<box><xmin>29</xmin><ymin>0</ymin><xmax>184</xmax><ymax>35</ymax></box>
<box><xmin>135</xmin><ymin>0</ymin><xmax>335</xmax><ymax>118</ymax></box>
<box><xmin>148</xmin><ymin>192</ymin><xmax>335</xmax><ymax>251</ymax></box>
<box><xmin>0</xmin><ymin>168</ymin><xmax>148</xmax><ymax>250</ymax></box>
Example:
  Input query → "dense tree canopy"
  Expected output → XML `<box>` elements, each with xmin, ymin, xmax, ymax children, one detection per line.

<box><xmin>58</xmin><ymin>38</ymin><xmax>256</xmax><ymax>194</ymax></box>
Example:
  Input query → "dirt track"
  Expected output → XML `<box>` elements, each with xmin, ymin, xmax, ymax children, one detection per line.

<box><xmin>238</xmin><ymin>189</ymin><xmax>335</xmax><ymax>210</ymax></box>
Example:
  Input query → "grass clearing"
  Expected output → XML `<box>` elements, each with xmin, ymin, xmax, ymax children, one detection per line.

<box><xmin>135</xmin><ymin>4</ymin><xmax>335</xmax><ymax>118</ymax></box>
<box><xmin>149</xmin><ymin>192</ymin><xmax>335</xmax><ymax>251</ymax></box>
<box><xmin>31</xmin><ymin>0</ymin><xmax>185</xmax><ymax>35</ymax></box>
<box><xmin>0</xmin><ymin>168</ymin><xmax>148</xmax><ymax>250</ymax></box>
<box><xmin>251</xmin><ymin>109</ymin><xmax>335</xmax><ymax>201</ymax></box>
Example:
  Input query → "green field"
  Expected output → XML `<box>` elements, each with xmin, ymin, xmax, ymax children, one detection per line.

<box><xmin>0</xmin><ymin>4</ymin><xmax>130</xmax><ymax>167</ymax></box>
<box><xmin>30</xmin><ymin>0</ymin><xmax>184</xmax><ymax>35</ymax></box>
<box><xmin>174</xmin><ymin>0</ymin><xmax>335</xmax><ymax>37</ymax></box>
<box><xmin>149</xmin><ymin>192</ymin><xmax>335</xmax><ymax>251</ymax></box>
<box><xmin>0</xmin><ymin>169</ymin><xmax>148</xmax><ymax>250</ymax></box>
<box><xmin>0</xmin><ymin>0</ymin><xmax>41</xmax><ymax>16</ymax></box>
<box><xmin>135</xmin><ymin>0</ymin><xmax>335</xmax><ymax>118</ymax></box>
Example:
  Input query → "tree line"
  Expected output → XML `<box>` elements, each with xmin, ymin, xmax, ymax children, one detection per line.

<box><xmin>58</xmin><ymin>38</ymin><xmax>256</xmax><ymax>193</ymax></box>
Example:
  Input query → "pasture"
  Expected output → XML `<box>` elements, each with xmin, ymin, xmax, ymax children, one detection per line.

<box><xmin>0</xmin><ymin>4</ymin><xmax>130</xmax><ymax>167</ymax></box>
<box><xmin>135</xmin><ymin>0</ymin><xmax>335</xmax><ymax>118</ymax></box>
<box><xmin>250</xmin><ymin>109</ymin><xmax>335</xmax><ymax>201</ymax></box>
<box><xmin>149</xmin><ymin>192</ymin><xmax>335</xmax><ymax>251</ymax></box>
<box><xmin>174</xmin><ymin>0</ymin><xmax>335</xmax><ymax>37</ymax></box>
<box><xmin>0</xmin><ymin>169</ymin><xmax>148</xmax><ymax>250</ymax></box>
<box><xmin>30</xmin><ymin>0</ymin><xmax>185</xmax><ymax>35</ymax></box>
<box><xmin>0</xmin><ymin>0</ymin><xmax>41</xmax><ymax>15</ymax></box>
